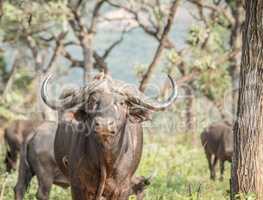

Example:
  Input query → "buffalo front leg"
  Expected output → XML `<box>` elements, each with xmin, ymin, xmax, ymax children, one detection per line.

<box><xmin>35</xmin><ymin>167</ymin><xmax>53</xmax><ymax>200</ymax></box>
<box><xmin>211</xmin><ymin>155</ymin><xmax>218</xmax><ymax>180</ymax></box>
<box><xmin>112</xmin><ymin>181</ymin><xmax>133</xmax><ymax>200</ymax></box>
<box><xmin>219</xmin><ymin>160</ymin><xmax>225</xmax><ymax>181</ymax></box>
<box><xmin>14</xmin><ymin>158</ymin><xmax>34</xmax><ymax>200</ymax></box>
<box><xmin>14</xmin><ymin>170</ymin><xmax>33</xmax><ymax>200</ymax></box>
<box><xmin>129</xmin><ymin>176</ymin><xmax>151</xmax><ymax>200</ymax></box>
<box><xmin>205</xmin><ymin>152</ymin><xmax>215</xmax><ymax>180</ymax></box>
<box><xmin>71</xmin><ymin>184</ymin><xmax>88</xmax><ymax>200</ymax></box>
<box><xmin>36</xmin><ymin>177</ymin><xmax>53</xmax><ymax>200</ymax></box>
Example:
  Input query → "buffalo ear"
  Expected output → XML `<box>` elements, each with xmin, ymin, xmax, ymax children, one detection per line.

<box><xmin>128</xmin><ymin>107</ymin><xmax>152</xmax><ymax>123</ymax></box>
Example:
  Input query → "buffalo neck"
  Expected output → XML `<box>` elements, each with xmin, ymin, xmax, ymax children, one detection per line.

<box><xmin>88</xmin><ymin>118</ymin><xmax>129</xmax><ymax>172</ymax></box>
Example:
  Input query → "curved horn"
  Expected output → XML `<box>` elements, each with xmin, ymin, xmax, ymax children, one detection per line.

<box><xmin>41</xmin><ymin>75</ymin><xmax>83</xmax><ymax>110</ymax></box>
<box><xmin>128</xmin><ymin>75</ymin><xmax>177</xmax><ymax>111</ymax></box>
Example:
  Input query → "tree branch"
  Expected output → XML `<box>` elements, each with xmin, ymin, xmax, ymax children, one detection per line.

<box><xmin>139</xmin><ymin>0</ymin><xmax>180</xmax><ymax>92</ymax></box>
<box><xmin>44</xmin><ymin>32</ymin><xmax>68</xmax><ymax>73</ymax></box>
<box><xmin>188</xmin><ymin>0</ymin><xmax>234</xmax><ymax>26</ymax></box>
<box><xmin>68</xmin><ymin>0</ymin><xmax>106</xmax><ymax>83</ymax></box>
<box><xmin>106</xmin><ymin>0</ymin><xmax>159</xmax><ymax>40</ymax></box>
<box><xmin>89</xmin><ymin>0</ymin><xmax>106</xmax><ymax>33</ymax></box>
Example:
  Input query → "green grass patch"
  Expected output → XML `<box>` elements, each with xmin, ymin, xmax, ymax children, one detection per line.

<box><xmin>0</xmin><ymin>133</ymin><xmax>230</xmax><ymax>200</ymax></box>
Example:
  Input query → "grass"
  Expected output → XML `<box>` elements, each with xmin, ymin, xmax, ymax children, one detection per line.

<box><xmin>0</xmin><ymin>133</ymin><xmax>231</xmax><ymax>200</ymax></box>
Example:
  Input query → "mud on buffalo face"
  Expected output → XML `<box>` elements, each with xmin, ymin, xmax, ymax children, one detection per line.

<box><xmin>84</xmin><ymin>90</ymin><xmax>128</xmax><ymax>145</ymax></box>
<box><xmin>41</xmin><ymin>74</ymin><xmax>177</xmax><ymax>146</ymax></box>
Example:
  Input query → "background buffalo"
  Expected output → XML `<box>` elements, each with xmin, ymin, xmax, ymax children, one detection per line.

<box><xmin>201</xmin><ymin>122</ymin><xmax>233</xmax><ymax>181</ymax></box>
<box><xmin>4</xmin><ymin>120</ymin><xmax>37</xmax><ymax>172</ymax></box>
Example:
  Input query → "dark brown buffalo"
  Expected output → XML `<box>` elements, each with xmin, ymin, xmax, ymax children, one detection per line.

<box><xmin>4</xmin><ymin>120</ymin><xmax>36</xmax><ymax>172</ymax></box>
<box><xmin>201</xmin><ymin>122</ymin><xmax>233</xmax><ymax>181</ymax></box>
<box><xmin>14</xmin><ymin>119</ymin><xmax>151</xmax><ymax>200</ymax></box>
<box><xmin>14</xmin><ymin>121</ymin><xmax>69</xmax><ymax>200</ymax></box>
<box><xmin>41</xmin><ymin>73</ymin><xmax>177</xmax><ymax>200</ymax></box>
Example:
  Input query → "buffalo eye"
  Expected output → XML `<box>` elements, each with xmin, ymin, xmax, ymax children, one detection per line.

<box><xmin>90</xmin><ymin>102</ymin><xmax>99</xmax><ymax>112</ymax></box>
<box><xmin>119</xmin><ymin>101</ymin><xmax>125</xmax><ymax>106</ymax></box>
<box><xmin>88</xmin><ymin>97</ymin><xmax>99</xmax><ymax>110</ymax></box>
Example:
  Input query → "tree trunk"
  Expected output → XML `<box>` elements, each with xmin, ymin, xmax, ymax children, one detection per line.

<box><xmin>185</xmin><ymin>86</ymin><xmax>197</xmax><ymax>145</ymax></box>
<box><xmin>185</xmin><ymin>85</ymin><xmax>194</xmax><ymax>132</ymax></box>
<box><xmin>231</xmin><ymin>1</ymin><xmax>263</xmax><ymax>199</ymax></box>
<box><xmin>81</xmin><ymin>34</ymin><xmax>93</xmax><ymax>84</ymax></box>
<box><xmin>228</xmin><ymin>1</ymin><xmax>244</xmax><ymax>117</ymax></box>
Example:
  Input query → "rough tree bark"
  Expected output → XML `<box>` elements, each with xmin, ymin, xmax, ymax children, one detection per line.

<box><xmin>185</xmin><ymin>83</ymin><xmax>194</xmax><ymax>131</ymax></box>
<box><xmin>228</xmin><ymin>0</ymin><xmax>244</xmax><ymax>116</ymax></box>
<box><xmin>231</xmin><ymin>1</ymin><xmax>263</xmax><ymax>199</ymax></box>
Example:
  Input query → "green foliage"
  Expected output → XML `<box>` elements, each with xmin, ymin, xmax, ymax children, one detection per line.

<box><xmin>12</xmin><ymin>68</ymin><xmax>33</xmax><ymax>90</ymax></box>
<box><xmin>134</xmin><ymin>64</ymin><xmax>148</xmax><ymax>80</ymax></box>
<box><xmin>196</xmin><ymin>68</ymin><xmax>230</xmax><ymax>101</ymax></box>
<box><xmin>4</xmin><ymin>67</ymin><xmax>33</xmax><ymax>99</ymax></box>
<box><xmin>225</xmin><ymin>0</ymin><xmax>237</xmax><ymax>10</ymax></box>
<box><xmin>234</xmin><ymin>193</ymin><xmax>256</xmax><ymax>200</ymax></box>
<box><xmin>166</xmin><ymin>50</ymin><xmax>182</xmax><ymax>69</ymax></box>
<box><xmin>153</xmin><ymin>7</ymin><xmax>165</xmax><ymax>23</ymax></box>
<box><xmin>187</xmin><ymin>26</ymin><xmax>207</xmax><ymax>47</ymax></box>
<box><xmin>0</xmin><ymin>105</ymin><xmax>24</xmax><ymax>120</ymax></box>
<box><xmin>179</xmin><ymin>20</ymin><xmax>231</xmax><ymax>101</ymax></box>
<box><xmin>0</xmin><ymin>68</ymin><xmax>33</xmax><ymax>120</ymax></box>
<box><xmin>0</xmin><ymin>1</ymin><xmax>70</xmax><ymax>45</ymax></box>
<box><xmin>0</xmin><ymin>52</ymin><xmax>7</xmax><ymax>81</ymax></box>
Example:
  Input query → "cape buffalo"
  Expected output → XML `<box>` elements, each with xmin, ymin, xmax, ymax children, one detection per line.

<box><xmin>14</xmin><ymin>121</ymin><xmax>69</xmax><ymax>200</ymax></box>
<box><xmin>201</xmin><ymin>122</ymin><xmax>233</xmax><ymax>181</ymax></box>
<box><xmin>41</xmin><ymin>73</ymin><xmax>177</xmax><ymax>200</ymax></box>
<box><xmin>14</xmin><ymin>120</ymin><xmax>151</xmax><ymax>200</ymax></box>
<box><xmin>4</xmin><ymin>120</ymin><xmax>37</xmax><ymax>172</ymax></box>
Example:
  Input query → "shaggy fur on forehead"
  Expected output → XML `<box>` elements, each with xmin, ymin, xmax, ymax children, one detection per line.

<box><xmin>85</xmin><ymin>73</ymin><xmax>133</xmax><ymax>95</ymax></box>
<box><xmin>60</xmin><ymin>72</ymin><xmax>151</xmax><ymax>103</ymax></box>
<box><xmin>84</xmin><ymin>74</ymin><xmax>161</xmax><ymax>111</ymax></box>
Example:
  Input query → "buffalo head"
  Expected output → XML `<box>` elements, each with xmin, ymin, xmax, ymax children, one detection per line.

<box><xmin>41</xmin><ymin>74</ymin><xmax>177</xmax><ymax>148</ymax></box>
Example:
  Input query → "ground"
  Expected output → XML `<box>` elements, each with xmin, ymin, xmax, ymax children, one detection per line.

<box><xmin>0</xmin><ymin>133</ymin><xmax>230</xmax><ymax>200</ymax></box>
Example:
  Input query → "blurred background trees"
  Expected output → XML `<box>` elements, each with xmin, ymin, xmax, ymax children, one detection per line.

<box><xmin>0</xmin><ymin>0</ymin><xmax>244</xmax><ymax>136</ymax></box>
